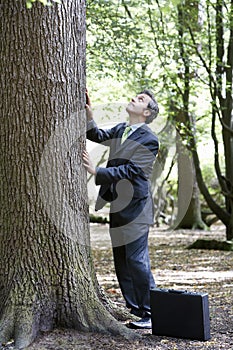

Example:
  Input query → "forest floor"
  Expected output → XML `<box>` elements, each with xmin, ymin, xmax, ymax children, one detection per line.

<box><xmin>2</xmin><ymin>223</ymin><xmax>233</xmax><ymax>350</ymax></box>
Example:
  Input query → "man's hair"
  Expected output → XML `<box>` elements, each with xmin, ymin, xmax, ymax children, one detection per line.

<box><xmin>140</xmin><ymin>89</ymin><xmax>159</xmax><ymax>124</ymax></box>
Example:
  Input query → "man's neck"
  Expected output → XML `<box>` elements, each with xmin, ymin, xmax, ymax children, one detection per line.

<box><xmin>128</xmin><ymin>115</ymin><xmax>146</xmax><ymax>125</ymax></box>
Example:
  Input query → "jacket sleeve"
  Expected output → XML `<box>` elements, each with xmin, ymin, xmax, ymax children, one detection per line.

<box><xmin>86</xmin><ymin>120</ymin><xmax>120</xmax><ymax>145</ymax></box>
<box><xmin>95</xmin><ymin>137</ymin><xmax>159</xmax><ymax>185</ymax></box>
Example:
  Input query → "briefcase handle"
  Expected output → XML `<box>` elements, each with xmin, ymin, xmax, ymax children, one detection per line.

<box><xmin>168</xmin><ymin>289</ymin><xmax>187</xmax><ymax>294</ymax></box>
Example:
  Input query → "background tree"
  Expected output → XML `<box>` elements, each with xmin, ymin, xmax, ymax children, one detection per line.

<box><xmin>0</xmin><ymin>1</ymin><xmax>134</xmax><ymax>348</ymax></box>
<box><xmin>171</xmin><ymin>1</ymin><xmax>205</xmax><ymax>229</ymax></box>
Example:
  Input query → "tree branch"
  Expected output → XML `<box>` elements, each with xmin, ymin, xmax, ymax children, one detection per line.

<box><xmin>211</xmin><ymin>107</ymin><xmax>231</xmax><ymax>195</ymax></box>
<box><xmin>121</xmin><ymin>0</ymin><xmax>132</xmax><ymax>19</ymax></box>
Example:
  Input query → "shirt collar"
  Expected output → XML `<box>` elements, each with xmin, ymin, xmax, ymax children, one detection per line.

<box><xmin>129</xmin><ymin>122</ymin><xmax>145</xmax><ymax>132</ymax></box>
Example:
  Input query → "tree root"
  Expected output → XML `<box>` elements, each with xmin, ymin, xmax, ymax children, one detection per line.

<box><xmin>0</xmin><ymin>304</ymin><xmax>48</xmax><ymax>349</ymax></box>
<box><xmin>0</xmin><ymin>294</ymin><xmax>139</xmax><ymax>349</ymax></box>
<box><xmin>188</xmin><ymin>239</ymin><xmax>233</xmax><ymax>251</ymax></box>
<box><xmin>87</xmin><ymin>307</ymin><xmax>140</xmax><ymax>341</ymax></box>
<box><xmin>0</xmin><ymin>306</ymin><xmax>15</xmax><ymax>346</ymax></box>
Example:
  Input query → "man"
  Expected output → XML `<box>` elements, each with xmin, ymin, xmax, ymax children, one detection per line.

<box><xmin>83</xmin><ymin>89</ymin><xmax>159</xmax><ymax>329</ymax></box>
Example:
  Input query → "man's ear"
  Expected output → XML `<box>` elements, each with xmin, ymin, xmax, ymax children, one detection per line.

<box><xmin>143</xmin><ymin>108</ymin><xmax>151</xmax><ymax>117</ymax></box>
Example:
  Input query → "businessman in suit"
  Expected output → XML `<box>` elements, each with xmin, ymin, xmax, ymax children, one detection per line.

<box><xmin>83</xmin><ymin>89</ymin><xmax>159</xmax><ymax>329</ymax></box>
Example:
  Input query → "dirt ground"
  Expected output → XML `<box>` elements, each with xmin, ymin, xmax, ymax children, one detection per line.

<box><xmin>1</xmin><ymin>223</ymin><xmax>233</xmax><ymax>350</ymax></box>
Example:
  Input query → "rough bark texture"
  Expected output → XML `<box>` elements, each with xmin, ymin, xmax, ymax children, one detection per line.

<box><xmin>0</xmin><ymin>1</ymin><xmax>135</xmax><ymax>348</ymax></box>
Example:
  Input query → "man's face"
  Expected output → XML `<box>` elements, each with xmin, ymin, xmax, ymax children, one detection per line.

<box><xmin>126</xmin><ymin>93</ymin><xmax>152</xmax><ymax>117</ymax></box>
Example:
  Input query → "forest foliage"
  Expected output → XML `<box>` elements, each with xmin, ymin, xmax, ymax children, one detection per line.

<box><xmin>25</xmin><ymin>0</ymin><xmax>61</xmax><ymax>9</ymax></box>
<box><xmin>86</xmin><ymin>0</ymin><xmax>233</xmax><ymax>239</ymax></box>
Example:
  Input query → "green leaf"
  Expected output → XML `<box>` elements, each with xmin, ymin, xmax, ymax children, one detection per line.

<box><xmin>26</xmin><ymin>2</ymin><xmax>32</xmax><ymax>8</ymax></box>
<box><xmin>40</xmin><ymin>0</ymin><xmax>48</xmax><ymax>5</ymax></box>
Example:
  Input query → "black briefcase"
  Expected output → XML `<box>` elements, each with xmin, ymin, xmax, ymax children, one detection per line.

<box><xmin>150</xmin><ymin>288</ymin><xmax>211</xmax><ymax>341</ymax></box>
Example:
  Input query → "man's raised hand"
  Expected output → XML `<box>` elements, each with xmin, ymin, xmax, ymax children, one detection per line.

<box><xmin>85</xmin><ymin>89</ymin><xmax>93</xmax><ymax>121</ymax></box>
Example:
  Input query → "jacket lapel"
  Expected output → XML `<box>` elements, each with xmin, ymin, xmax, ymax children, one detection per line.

<box><xmin>114</xmin><ymin>124</ymin><xmax>149</xmax><ymax>156</ymax></box>
<box><xmin>127</xmin><ymin>125</ymin><xmax>148</xmax><ymax>142</ymax></box>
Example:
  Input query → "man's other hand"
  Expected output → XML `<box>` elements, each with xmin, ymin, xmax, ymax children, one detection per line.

<box><xmin>82</xmin><ymin>150</ymin><xmax>96</xmax><ymax>175</ymax></box>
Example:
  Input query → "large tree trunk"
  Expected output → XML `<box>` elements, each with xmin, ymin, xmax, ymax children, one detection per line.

<box><xmin>0</xmin><ymin>1</ymin><xmax>133</xmax><ymax>348</ymax></box>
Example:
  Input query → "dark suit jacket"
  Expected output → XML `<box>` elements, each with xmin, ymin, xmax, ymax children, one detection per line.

<box><xmin>87</xmin><ymin>120</ymin><xmax>159</xmax><ymax>228</ymax></box>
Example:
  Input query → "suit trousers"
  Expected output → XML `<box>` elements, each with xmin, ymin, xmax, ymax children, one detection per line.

<box><xmin>110</xmin><ymin>223</ymin><xmax>156</xmax><ymax>317</ymax></box>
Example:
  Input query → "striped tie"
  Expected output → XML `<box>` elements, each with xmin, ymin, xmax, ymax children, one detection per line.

<box><xmin>121</xmin><ymin>126</ymin><xmax>131</xmax><ymax>144</ymax></box>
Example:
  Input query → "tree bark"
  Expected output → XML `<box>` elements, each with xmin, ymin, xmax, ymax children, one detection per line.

<box><xmin>0</xmin><ymin>1</ymin><xmax>135</xmax><ymax>348</ymax></box>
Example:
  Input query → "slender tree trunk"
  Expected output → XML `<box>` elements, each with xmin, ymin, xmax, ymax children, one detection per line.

<box><xmin>151</xmin><ymin>119</ymin><xmax>175</xmax><ymax>224</ymax></box>
<box><xmin>0</xmin><ymin>1</ymin><xmax>134</xmax><ymax>348</ymax></box>
<box><xmin>175</xmin><ymin>135</ymin><xmax>206</xmax><ymax>229</ymax></box>
<box><xmin>172</xmin><ymin>3</ymin><xmax>206</xmax><ymax>231</ymax></box>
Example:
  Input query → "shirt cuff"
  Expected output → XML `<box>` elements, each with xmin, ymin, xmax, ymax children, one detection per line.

<box><xmin>86</xmin><ymin>119</ymin><xmax>96</xmax><ymax>132</ymax></box>
<box><xmin>95</xmin><ymin>167</ymin><xmax>102</xmax><ymax>185</ymax></box>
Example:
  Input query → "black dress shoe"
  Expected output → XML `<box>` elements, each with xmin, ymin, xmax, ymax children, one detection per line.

<box><xmin>130</xmin><ymin>308</ymin><xmax>143</xmax><ymax>318</ymax></box>
<box><xmin>127</xmin><ymin>317</ymin><xmax>152</xmax><ymax>329</ymax></box>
